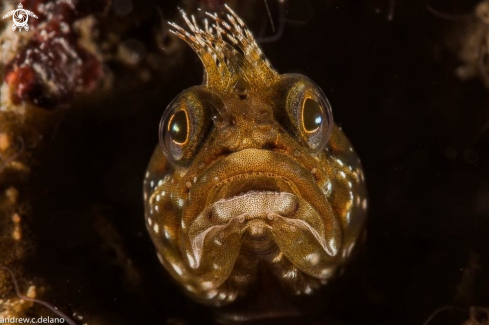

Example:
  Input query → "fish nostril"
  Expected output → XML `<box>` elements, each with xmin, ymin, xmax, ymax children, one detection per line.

<box><xmin>262</xmin><ymin>142</ymin><xmax>278</xmax><ymax>150</ymax></box>
<box><xmin>219</xmin><ymin>148</ymin><xmax>233</xmax><ymax>156</ymax></box>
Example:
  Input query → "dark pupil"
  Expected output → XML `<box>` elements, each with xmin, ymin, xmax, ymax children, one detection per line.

<box><xmin>169</xmin><ymin>111</ymin><xmax>188</xmax><ymax>144</ymax></box>
<box><xmin>303</xmin><ymin>98</ymin><xmax>323</xmax><ymax>132</ymax></box>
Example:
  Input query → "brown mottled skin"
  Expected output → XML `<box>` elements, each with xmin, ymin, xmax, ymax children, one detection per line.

<box><xmin>144</xmin><ymin>6</ymin><xmax>367</xmax><ymax>307</ymax></box>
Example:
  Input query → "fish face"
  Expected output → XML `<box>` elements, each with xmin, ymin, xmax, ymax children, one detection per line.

<box><xmin>144</xmin><ymin>6</ymin><xmax>367</xmax><ymax>306</ymax></box>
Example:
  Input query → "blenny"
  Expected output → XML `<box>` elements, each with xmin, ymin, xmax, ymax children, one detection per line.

<box><xmin>144</xmin><ymin>5</ymin><xmax>367</xmax><ymax>308</ymax></box>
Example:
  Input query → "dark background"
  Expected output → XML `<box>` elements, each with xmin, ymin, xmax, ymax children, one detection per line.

<box><xmin>20</xmin><ymin>0</ymin><xmax>489</xmax><ymax>324</ymax></box>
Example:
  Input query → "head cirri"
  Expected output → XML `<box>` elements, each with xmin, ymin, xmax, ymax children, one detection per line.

<box><xmin>143</xmin><ymin>5</ymin><xmax>367</xmax><ymax>307</ymax></box>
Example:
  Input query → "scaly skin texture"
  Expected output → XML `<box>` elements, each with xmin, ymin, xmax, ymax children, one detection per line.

<box><xmin>144</xmin><ymin>6</ymin><xmax>367</xmax><ymax>307</ymax></box>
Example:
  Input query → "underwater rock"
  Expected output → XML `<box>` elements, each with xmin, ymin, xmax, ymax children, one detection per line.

<box><xmin>4</xmin><ymin>0</ymin><xmax>110</xmax><ymax>109</ymax></box>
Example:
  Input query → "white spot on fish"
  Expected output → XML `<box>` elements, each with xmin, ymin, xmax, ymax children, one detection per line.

<box><xmin>325</xmin><ymin>181</ymin><xmax>332</xmax><ymax>195</ymax></box>
<box><xmin>205</xmin><ymin>289</ymin><xmax>218</xmax><ymax>299</ymax></box>
<box><xmin>177</xmin><ymin>199</ymin><xmax>185</xmax><ymax>208</ymax></box>
<box><xmin>187</xmin><ymin>252</ymin><xmax>197</xmax><ymax>269</ymax></box>
<box><xmin>305</xmin><ymin>253</ymin><xmax>320</xmax><ymax>266</ymax></box>
<box><xmin>163</xmin><ymin>225</ymin><xmax>171</xmax><ymax>240</ymax></box>
<box><xmin>202</xmin><ymin>281</ymin><xmax>213</xmax><ymax>290</ymax></box>
<box><xmin>284</xmin><ymin>269</ymin><xmax>297</xmax><ymax>279</ymax></box>
<box><xmin>186</xmin><ymin>284</ymin><xmax>197</xmax><ymax>293</ymax></box>
<box><xmin>272</xmin><ymin>252</ymin><xmax>283</xmax><ymax>263</ymax></box>
<box><xmin>321</xmin><ymin>268</ymin><xmax>332</xmax><ymax>278</ymax></box>
<box><xmin>172</xmin><ymin>264</ymin><xmax>183</xmax><ymax>276</ymax></box>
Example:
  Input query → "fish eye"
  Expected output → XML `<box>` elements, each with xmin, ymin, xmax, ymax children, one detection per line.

<box><xmin>158</xmin><ymin>88</ymin><xmax>215</xmax><ymax>165</ymax></box>
<box><xmin>302</xmin><ymin>97</ymin><xmax>323</xmax><ymax>133</ymax></box>
<box><xmin>299</xmin><ymin>93</ymin><xmax>332</xmax><ymax>152</ymax></box>
<box><xmin>282</xmin><ymin>75</ymin><xmax>334</xmax><ymax>153</ymax></box>
<box><xmin>168</xmin><ymin>110</ymin><xmax>189</xmax><ymax>145</ymax></box>
<box><xmin>160</xmin><ymin>107</ymin><xmax>191</xmax><ymax>163</ymax></box>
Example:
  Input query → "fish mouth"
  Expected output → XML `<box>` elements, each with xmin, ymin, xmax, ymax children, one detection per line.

<box><xmin>208</xmin><ymin>171</ymin><xmax>299</xmax><ymax>204</ymax></box>
<box><xmin>182</xmin><ymin>149</ymin><xmax>343</xmax><ymax>290</ymax></box>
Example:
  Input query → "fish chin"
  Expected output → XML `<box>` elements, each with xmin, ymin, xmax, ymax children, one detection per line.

<box><xmin>183</xmin><ymin>191</ymin><xmax>342</xmax><ymax>291</ymax></box>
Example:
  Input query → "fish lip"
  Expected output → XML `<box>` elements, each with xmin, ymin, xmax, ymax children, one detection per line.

<box><xmin>211</xmin><ymin>190</ymin><xmax>292</xmax><ymax>217</ymax></box>
<box><xmin>207</xmin><ymin>174</ymin><xmax>300</xmax><ymax>207</ymax></box>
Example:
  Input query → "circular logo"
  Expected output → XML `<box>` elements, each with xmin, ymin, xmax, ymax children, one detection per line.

<box><xmin>13</xmin><ymin>9</ymin><xmax>28</xmax><ymax>27</ymax></box>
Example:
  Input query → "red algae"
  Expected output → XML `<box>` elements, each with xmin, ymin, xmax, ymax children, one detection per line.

<box><xmin>4</xmin><ymin>0</ymin><xmax>110</xmax><ymax>109</ymax></box>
